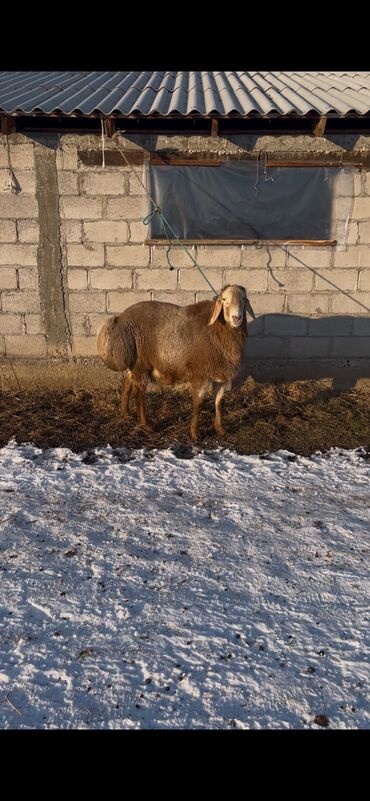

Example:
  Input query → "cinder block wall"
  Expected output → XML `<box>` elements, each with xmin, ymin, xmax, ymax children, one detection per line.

<box><xmin>1</xmin><ymin>130</ymin><xmax>370</xmax><ymax>379</ymax></box>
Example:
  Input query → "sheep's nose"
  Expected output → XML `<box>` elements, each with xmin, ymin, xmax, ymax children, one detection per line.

<box><xmin>232</xmin><ymin>314</ymin><xmax>242</xmax><ymax>322</ymax></box>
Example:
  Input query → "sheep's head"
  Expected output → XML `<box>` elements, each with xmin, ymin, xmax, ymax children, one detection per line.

<box><xmin>208</xmin><ymin>285</ymin><xmax>255</xmax><ymax>328</ymax></box>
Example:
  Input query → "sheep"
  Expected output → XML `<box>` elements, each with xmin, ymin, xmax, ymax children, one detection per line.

<box><xmin>97</xmin><ymin>284</ymin><xmax>255</xmax><ymax>441</ymax></box>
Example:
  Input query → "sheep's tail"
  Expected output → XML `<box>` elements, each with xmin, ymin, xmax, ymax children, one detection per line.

<box><xmin>97</xmin><ymin>316</ymin><xmax>137</xmax><ymax>372</ymax></box>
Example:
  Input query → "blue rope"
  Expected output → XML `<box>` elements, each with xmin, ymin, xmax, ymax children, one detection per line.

<box><xmin>143</xmin><ymin>207</ymin><xmax>217</xmax><ymax>297</ymax></box>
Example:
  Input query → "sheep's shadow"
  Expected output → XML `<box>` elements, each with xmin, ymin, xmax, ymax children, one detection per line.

<box><xmin>244</xmin><ymin>313</ymin><xmax>370</xmax><ymax>391</ymax></box>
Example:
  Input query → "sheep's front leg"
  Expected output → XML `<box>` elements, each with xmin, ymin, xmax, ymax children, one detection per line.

<box><xmin>213</xmin><ymin>382</ymin><xmax>226</xmax><ymax>437</ymax></box>
<box><xmin>190</xmin><ymin>382</ymin><xmax>208</xmax><ymax>442</ymax></box>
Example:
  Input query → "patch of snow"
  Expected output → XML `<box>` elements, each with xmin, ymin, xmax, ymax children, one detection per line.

<box><xmin>0</xmin><ymin>440</ymin><xmax>369</xmax><ymax>729</ymax></box>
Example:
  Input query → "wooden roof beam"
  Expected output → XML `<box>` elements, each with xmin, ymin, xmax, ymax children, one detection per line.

<box><xmin>312</xmin><ymin>116</ymin><xmax>327</xmax><ymax>137</ymax></box>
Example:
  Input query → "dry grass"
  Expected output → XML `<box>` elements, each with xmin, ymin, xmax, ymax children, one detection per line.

<box><xmin>1</xmin><ymin>379</ymin><xmax>370</xmax><ymax>455</ymax></box>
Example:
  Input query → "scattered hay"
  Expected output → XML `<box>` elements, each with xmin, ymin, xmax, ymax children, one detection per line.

<box><xmin>1</xmin><ymin>380</ymin><xmax>369</xmax><ymax>455</ymax></box>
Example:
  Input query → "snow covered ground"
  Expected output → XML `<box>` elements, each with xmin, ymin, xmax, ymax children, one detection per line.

<box><xmin>0</xmin><ymin>440</ymin><xmax>369</xmax><ymax>729</ymax></box>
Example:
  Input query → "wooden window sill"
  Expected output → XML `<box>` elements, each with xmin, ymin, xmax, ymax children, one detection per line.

<box><xmin>146</xmin><ymin>239</ymin><xmax>337</xmax><ymax>246</ymax></box>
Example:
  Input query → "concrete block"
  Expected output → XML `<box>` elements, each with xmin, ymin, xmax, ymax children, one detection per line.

<box><xmin>58</xmin><ymin>171</ymin><xmax>79</xmax><ymax>195</ymax></box>
<box><xmin>107</xmin><ymin>245</ymin><xmax>149</xmax><ymax>267</ymax></box>
<box><xmin>84</xmin><ymin>221</ymin><xmax>129</xmax><ymax>243</ymax></box>
<box><xmin>67</xmin><ymin>243</ymin><xmax>104</xmax><ymax>267</ymax></box>
<box><xmin>60</xmin><ymin>197</ymin><xmax>103</xmax><ymax>220</ymax></box>
<box><xmin>67</xmin><ymin>269</ymin><xmax>88</xmax><ymax>290</ymax></box>
<box><xmin>0</xmin><ymin>267</ymin><xmax>17</xmax><ymax>289</ymax></box>
<box><xmin>1</xmin><ymin>291</ymin><xmax>41</xmax><ymax>313</ymax></box>
<box><xmin>89</xmin><ymin>269</ymin><xmax>132</xmax><ymax>290</ymax></box>
<box><xmin>225</xmin><ymin>269</ymin><xmax>268</xmax><ymax>292</ymax></box>
<box><xmin>0</xmin><ymin>220</ymin><xmax>17</xmax><ymax>242</ymax></box>
<box><xmin>107</xmin><ymin>291</ymin><xmax>151</xmax><ymax>313</ymax></box>
<box><xmin>136</xmin><ymin>269</ymin><xmax>177</xmax><ymax>290</ymax></box>
<box><xmin>0</xmin><ymin>195</ymin><xmax>38</xmax><ymax>219</ymax></box>
<box><xmin>81</xmin><ymin>171</ymin><xmax>127</xmax><ymax>196</ymax></box>
<box><xmin>180</xmin><ymin>269</ymin><xmax>222</xmax><ymax>291</ymax></box>
<box><xmin>68</xmin><ymin>292</ymin><xmax>106</xmax><ymax>314</ymax></box>
<box><xmin>18</xmin><ymin>268</ymin><xmax>37</xmax><ymax>289</ymax></box>
<box><xmin>5</xmin><ymin>334</ymin><xmax>46</xmax><ymax>357</ymax></box>
<box><xmin>17</xmin><ymin>220</ymin><xmax>40</xmax><ymax>243</ymax></box>
<box><xmin>0</xmin><ymin>313</ymin><xmax>22</xmax><ymax>334</ymax></box>
<box><xmin>106</xmin><ymin>197</ymin><xmax>149</xmax><ymax>219</ymax></box>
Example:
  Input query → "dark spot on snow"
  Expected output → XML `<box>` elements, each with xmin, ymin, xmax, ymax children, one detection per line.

<box><xmin>314</xmin><ymin>714</ymin><xmax>330</xmax><ymax>727</ymax></box>
<box><xmin>318</xmin><ymin>650</ymin><xmax>326</xmax><ymax>656</ymax></box>
<box><xmin>142</xmin><ymin>449</ymin><xmax>155</xmax><ymax>459</ymax></box>
<box><xmin>112</xmin><ymin>448</ymin><xmax>133</xmax><ymax>463</ymax></box>
<box><xmin>235</xmin><ymin>633</ymin><xmax>241</xmax><ymax>639</ymax></box>
<box><xmin>82</xmin><ymin>451</ymin><xmax>99</xmax><ymax>464</ymax></box>
<box><xmin>203</xmin><ymin>450</ymin><xmax>220</xmax><ymax>462</ymax></box>
<box><xmin>172</xmin><ymin>445</ymin><xmax>196</xmax><ymax>460</ymax></box>
<box><xmin>64</xmin><ymin>549</ymin><xmax>77</xmax><ymax>558</ymax></box>
<box><xmin>145</xmin><ymin>678</ymin><xmax>152</xmax><ymax>685</ymax></box>
<box><xmin>307</xmin><ymin>666</ymin><xmax>316</xmax><ymax>674</ymax></box>
<box><xmin>356</xmin><ymin>447</ymin><xmax>370</xmax><ymax>460</ymax></box>
<box><xmin>78</xmin><ymin>648</ymin><xmax>97</xmax><ymax>661</ymax></box>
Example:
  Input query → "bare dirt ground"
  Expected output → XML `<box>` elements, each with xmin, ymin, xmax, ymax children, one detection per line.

<box><xmin>1</xmin><ymin>379</ymin><xmax>369</xmax><ymax>455</ymax></box>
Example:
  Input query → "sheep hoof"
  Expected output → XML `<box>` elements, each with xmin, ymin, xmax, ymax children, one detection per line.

<box><xmin>215</xmin><ymin>426</ymin><xmax>226</xmax><ymax>437</ymax></box>
<box><xmin>139</xmin><ymin>422</ymin><xmax>151</xmax><ymax>433</ymax></box>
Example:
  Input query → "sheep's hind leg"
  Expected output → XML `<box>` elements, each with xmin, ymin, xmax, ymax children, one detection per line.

<box><xmin>132</xmin><ymin>372</ymin><xmax>150</xmax><ymax>431</ymax></box>
<box><xmin>120</xmin><ymin>371</ymin><xmax>133</xmax><ymax>418</ymax></box>
<box><xmin>190</xmin><ymin>382</ymin><xmax>208</xmax><ymax>442</ymax></box>
<box><xmin>213</xmin><ymin>382</ymin><xmax>226</xmax><ymax>437</ymax></box>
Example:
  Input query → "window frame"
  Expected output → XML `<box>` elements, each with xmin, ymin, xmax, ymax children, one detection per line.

<box><xmin>146</xmin><ymin>156</ymin><xmax>362</xmax><ymax>246</ymax></box>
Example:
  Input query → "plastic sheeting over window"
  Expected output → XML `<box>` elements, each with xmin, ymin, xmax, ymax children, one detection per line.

<box><xmin>148</xmin><ymin>161</ymin><xmax>354</xmax><ymax>241</ymax></box>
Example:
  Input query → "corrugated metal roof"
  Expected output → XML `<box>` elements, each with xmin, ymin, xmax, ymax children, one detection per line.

<box><xmin>0</xmin><ymin>72</ymin><xmax>370</xmax><ymax>117</ymax></box>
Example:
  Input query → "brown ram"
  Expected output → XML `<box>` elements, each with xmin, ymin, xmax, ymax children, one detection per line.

<box><xmin>97</xmin><ymin>284</ymin><xmax>255</xmax><ymax>441</ymax></box>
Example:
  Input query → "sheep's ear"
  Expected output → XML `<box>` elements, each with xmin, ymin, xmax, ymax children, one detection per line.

<box><xmin>208</xmin><ymin>296</ymin><xmax>223</xmax><ymax>325</ymax></box>
<box><xmin>245</xmin><ymin>296</ymin><xmax>256</xmax><ymax>320</ymax></box>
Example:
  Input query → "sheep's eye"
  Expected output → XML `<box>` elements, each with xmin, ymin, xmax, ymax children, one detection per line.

<box><xmin>222</xmin><ymin>297</ymin><xmax>226</xmax><ymax>302</ymax></box>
